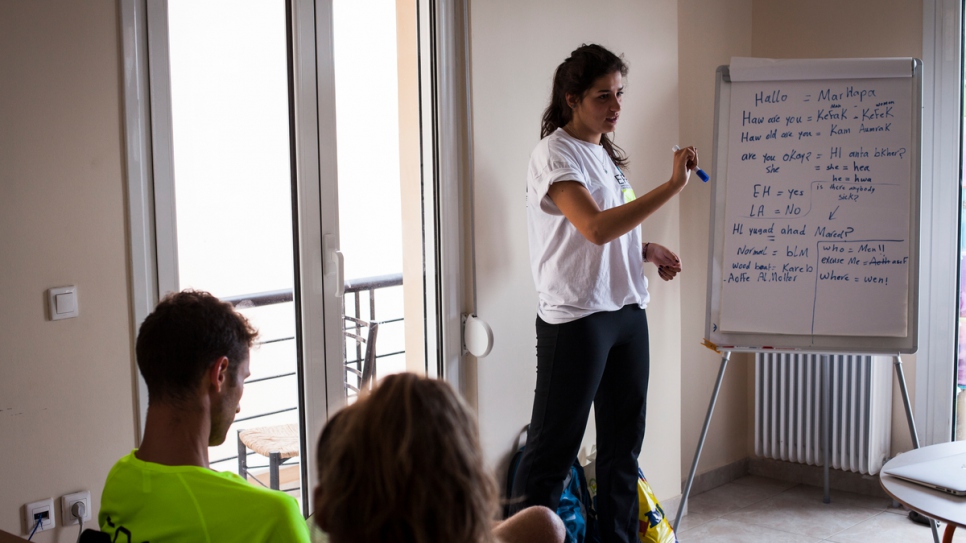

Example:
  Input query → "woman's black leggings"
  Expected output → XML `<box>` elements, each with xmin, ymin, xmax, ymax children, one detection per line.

<box><xmin>510</xmin><ymin>304</ymin><xmax>650</xmax><ymax>543</ymax></box>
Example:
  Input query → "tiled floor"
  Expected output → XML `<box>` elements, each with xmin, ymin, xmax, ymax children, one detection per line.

<box><xmin>676</xmin><ymin>475</ymin><xmax>944</xmax><ymax>542</ymax></box>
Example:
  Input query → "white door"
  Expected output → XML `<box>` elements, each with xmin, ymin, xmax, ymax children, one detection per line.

<box><xmin>122</xmin><ymin>0</ymin><xmax>459</xmax><ymax>514</ymax></box>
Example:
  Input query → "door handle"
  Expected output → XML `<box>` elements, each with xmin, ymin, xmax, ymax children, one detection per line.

<box><xmin>462</xmin><ymin>314</ymin><xmax>493</xmax><ymax>357</ymax></box>
<box><xmin>323</xmin><ymin>234</ymin><xmax>344</xmax><ymax>298</ymax></box>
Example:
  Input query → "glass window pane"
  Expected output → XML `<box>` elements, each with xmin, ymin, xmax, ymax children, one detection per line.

<box><xmin>333</xmin><ymin>0</ymin><xmax>421</xmax><ymax>397</ymax></box>
<box><xmin>166</xmin><ymin>0</ymin><xmax>303</xmax><ymax>502</ymax></box>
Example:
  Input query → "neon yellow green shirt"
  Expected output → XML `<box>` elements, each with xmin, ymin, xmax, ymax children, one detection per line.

<box><xmin>99</xmin><ymin>451</ymin><xmax>310</xmax><ymax>543</ymax></box>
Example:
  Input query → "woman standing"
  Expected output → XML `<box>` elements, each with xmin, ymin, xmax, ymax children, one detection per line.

<box><xmin>511</xmin><ymin>44</ymin><xmax>698</xmax><ymax>542</ymax></box>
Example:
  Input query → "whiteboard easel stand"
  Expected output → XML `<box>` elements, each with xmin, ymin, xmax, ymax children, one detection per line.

<box><xmin>673</xmin><ymin>350</ymin><xmax>730</xmax><ymax>533</ymax></box>
<box><xmin>694</xmin><ymin>56</ymin><xmax>928</xmax><ymax>537</ymax></box>
<box><xmin>671</xmin><ymin>351</ymin><xmax>939</xmax><ymax>543</ymax></box>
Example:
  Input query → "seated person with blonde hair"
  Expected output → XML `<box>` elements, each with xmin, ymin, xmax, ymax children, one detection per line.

<box><xmin>314</xmin><ymin>372</ymin><xmax>565</xmax><ymax>543</ymax></box>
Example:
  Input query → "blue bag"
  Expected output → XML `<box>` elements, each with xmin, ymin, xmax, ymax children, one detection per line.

<box><xmin>504</xmin><ymin>427</ymin><xmax>599</xmax><ymax>543</ymax></box>
<box><xmin>558</xmin><ymin>461</ymin><xmax>600</xmax><ymax>543</ymax></box>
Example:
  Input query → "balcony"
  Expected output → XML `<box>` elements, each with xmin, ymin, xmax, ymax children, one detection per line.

<box><xmin>207</xmin><ymin>273</ymin><xmax>405</xmax><ymax>497</ymax></box>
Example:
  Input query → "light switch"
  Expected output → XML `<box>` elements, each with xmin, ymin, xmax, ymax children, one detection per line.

<box><xmin>55</xmin><ymin>293</ymin><xmax>76</xmax><ymax>314</ymax></box>
<box><xmin>47</xmin><ymin>286</ymin><xmax>79</xmax><ymax>320</ymax></box>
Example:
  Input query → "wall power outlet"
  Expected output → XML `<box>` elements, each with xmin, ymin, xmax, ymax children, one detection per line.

<box><xmin>61</xmin><ymin>490</ymin><xmax>92</xmax><ymax>525</ymax></box>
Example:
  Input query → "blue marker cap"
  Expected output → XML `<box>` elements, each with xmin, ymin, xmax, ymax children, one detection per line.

<box><xmin>673</xmin><ymin>145</ymin><xmax>710</xmax><ymax>182</ymax></box>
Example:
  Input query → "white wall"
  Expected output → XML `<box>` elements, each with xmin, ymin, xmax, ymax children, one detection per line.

<box><xmin>750</xmin><ymin>0</ymin><xmax>925</xmax><ymax>458</ymax></box>
<box><xmin>468</xmin><ymin>0</ymin><xmax>685</xmax><ymax>501</ymax></box>
<box><xmin>677</xmin><ymin>0</ymin><xmax>755</xmax><ymax>481</ymax></box>
<box><xmin>673</xmin><ymin>0</ymin><xmax>926</xmax><ymax>486</ymax></box>
<box><xmin>466</xmin><ymin>0</ymin><xmax>928</xmax><ymax>503</ymax></box>
<box><xmin>0</xmin><ymin>1</ymin><xmax>136</xmax><ymax>540</ymax></box>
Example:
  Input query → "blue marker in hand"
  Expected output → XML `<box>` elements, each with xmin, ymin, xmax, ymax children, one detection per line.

<box><xmin>672</xmin><ymin>145</ymin><xmax>710</xmax><ymax>182</ymax></box>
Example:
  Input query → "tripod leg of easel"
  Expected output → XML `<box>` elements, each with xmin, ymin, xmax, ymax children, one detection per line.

<box><xmin>673</xmin><ymin>351</ymin><xmax>731</xmax><ymax>534</ymax></box>
<box><xmin>894</xmin><ymin>355</ymin><xmax>920</xmax><ymax>448</ymax></box>
<box><xmin>894</xmin><ymin>355</ymin><xmax>941</xmax><ymax>543</ymax></box>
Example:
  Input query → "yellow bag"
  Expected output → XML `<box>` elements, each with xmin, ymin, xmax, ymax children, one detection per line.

<box><xmin>637</xmin><ymin>470</ymin><xmax>677</xmax><ymax>543</ymax></box>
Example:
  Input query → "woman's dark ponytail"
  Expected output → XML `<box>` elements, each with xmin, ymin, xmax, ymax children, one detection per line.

<box><xmin>541</xmin><ymin>44</ymin><xmax>629</xmax><ymax>168</ymax></box>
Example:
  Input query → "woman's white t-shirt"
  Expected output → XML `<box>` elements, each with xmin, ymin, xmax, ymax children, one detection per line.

<box><xmin>527</xmin><ymin>128</ymin><xmax>650</xmax><ymax>324</ymax></box>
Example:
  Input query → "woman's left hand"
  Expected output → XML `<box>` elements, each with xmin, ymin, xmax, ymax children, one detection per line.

<box><xmin>644</xmin><ymin>243</ymin><xmax>682</xmax><ymax>281</ymax></box>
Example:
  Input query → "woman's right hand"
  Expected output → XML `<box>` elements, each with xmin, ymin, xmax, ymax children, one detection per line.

<box><xmin>670</xmin><ymin>146</ymin><xmax>698</xmax><ymax>192</ymax></box>
<box><xmin>548</xmin><ymin>146</ymin><xmax>700</xmax><ymax>246</ymax></box>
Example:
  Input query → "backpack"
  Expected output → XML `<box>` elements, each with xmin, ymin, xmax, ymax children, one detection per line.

<box><xmin>504</xmin><ymin>428</ymin><xmax>600</xmax><ymax>543</ymax></box>
<box><xmin>558</xmin><ymin>459</ymin><xmax>599</xmax><ymax>543</ymax></box>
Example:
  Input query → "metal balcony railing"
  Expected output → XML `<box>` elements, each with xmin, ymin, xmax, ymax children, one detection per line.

<box><xmin>210</xmin><ymin>273</ymin><xmax>404</xmax><ymax>477</ymax></box>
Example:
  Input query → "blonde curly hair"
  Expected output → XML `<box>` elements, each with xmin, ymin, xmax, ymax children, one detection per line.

<box><xmin>314</xmin><ymin>373</ymin><xmax>500</xmax><ymax>543</ymax></box>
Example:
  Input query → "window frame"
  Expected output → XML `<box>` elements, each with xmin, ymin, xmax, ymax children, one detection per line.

<box><xmin>918</xmin><ymin>0</ymin><xmax>962</xmax><ymax>445</ymax></box>
<box><xmin>424</xmin><ymin>0</ymin><xmax>474</xmax><ymax>388</ymax></box>
<box><xmin>119</xmin><ymin>0</ymin><xmax>155</xmax><ymax>436</ymax></box>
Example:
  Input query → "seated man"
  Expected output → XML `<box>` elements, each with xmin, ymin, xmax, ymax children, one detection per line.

<box><xmin>99</xmin><ymin>290</ymin><xmax>310</xmax><ymax>542</ymax></box>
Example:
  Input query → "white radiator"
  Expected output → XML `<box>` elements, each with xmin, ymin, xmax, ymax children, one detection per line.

<box><xmin>755</xmin><ymin>353</ymin><xmax>893</xmax><ymax>475</ymax></box>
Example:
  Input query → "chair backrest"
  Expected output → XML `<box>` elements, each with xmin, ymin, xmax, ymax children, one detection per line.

<box><xmin>360</xmin><ymin>321</ymin><xmax>378</xmax><ymax>389</ymax></box>
<box><xmin>344</xmin><ymin>317</ymin><xmax>379</xmax><ymax>392</ymax></box>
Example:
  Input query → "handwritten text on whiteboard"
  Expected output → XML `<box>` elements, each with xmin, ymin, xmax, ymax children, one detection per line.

<box><xmin>718</xmin><ymin>78</ymin><xmax>912</xmax><ymax>337</ymax></box>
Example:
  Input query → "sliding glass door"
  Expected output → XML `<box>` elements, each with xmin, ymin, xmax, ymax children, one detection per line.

<box><xmin>123</xmin><ymin>0</ymin><xmax>457</xmax><ymax>513</ymax></box>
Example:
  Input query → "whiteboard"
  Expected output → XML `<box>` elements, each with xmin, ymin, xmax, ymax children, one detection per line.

<box><xmin>704</xmin><ymin>58</ymin><xmax>921</xmax><ymax>354</ymax></box>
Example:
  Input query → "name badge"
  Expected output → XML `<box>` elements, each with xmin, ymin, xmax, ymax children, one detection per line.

<box><xmin>615</xmin><ymin>167</ymin><xmax>636</xmax><ymax>203</ymax></box>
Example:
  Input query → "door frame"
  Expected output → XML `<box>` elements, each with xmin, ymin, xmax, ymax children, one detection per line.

<box><xmin>421</xmin><ymin>0</ymin><xmax>473</xmax><ymax>389</ymax></box>
<box><xmin>119</xmin><ymin>0</ymin><xmax>473</xmax><ymax>513</ymax></box>
<box><xmin>919</xmin><ymin>0</ymin><xmax>962</xmax><ymax>445</ymax></box>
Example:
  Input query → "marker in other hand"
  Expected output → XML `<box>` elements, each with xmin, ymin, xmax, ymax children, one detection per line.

<box><xmin>672</xmin><ymin>145</ymin><xmax>710</xmax><ymax>182</ymax></box>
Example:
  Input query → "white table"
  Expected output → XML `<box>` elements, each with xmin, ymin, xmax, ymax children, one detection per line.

<box><xmin>880</xmin><ymin>441</ymin><xmax>966</xmax><ymax>543</ymax></box>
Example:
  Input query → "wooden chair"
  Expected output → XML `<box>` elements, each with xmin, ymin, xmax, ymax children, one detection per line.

<box><xmin>945</xmin><ymin>524</ymin><xmax>958</xmax><ymax>543</ymax></box>
<box><xmin>237</xmin><ymin>423</ymin><xmax>300</xmax><ymax>490</ymax></box>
